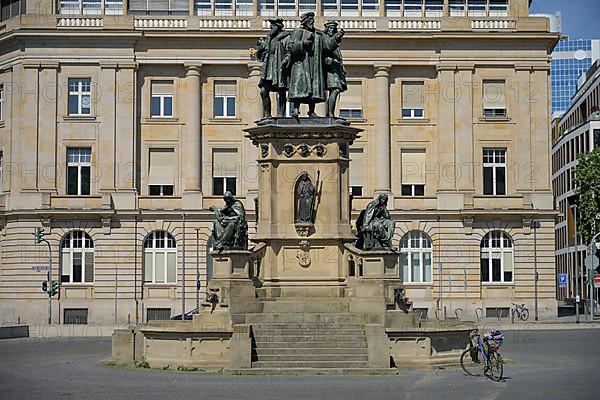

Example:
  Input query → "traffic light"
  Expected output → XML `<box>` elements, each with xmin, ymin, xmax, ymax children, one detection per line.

<box><xmin>41</xmin><ymin>280</ymin><xmax>48</xmax><ymax>292</ymax></box>
<box><xmin>33</xmin><ymin>227</ymin><xmax>45</xmax><ymax>244</ymax></box>
<box><xmin>50</xmin><ymin>281</ymin><xmax>58</xmax><ymax>297</ymax></box>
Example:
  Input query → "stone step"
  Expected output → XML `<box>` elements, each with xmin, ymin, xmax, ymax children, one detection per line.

<box><xmin>252</xmin><ymin>361</ymin><xmax>370</xmax><ymax>369</ymax></box>
<box><xmin>255</xmin><ymin>347</ymin><xmax>368</xmax><ymax>356</ymax></box>
<box><xmin>252</xmin><ymin>327</ymin><xmax>365</xmax><ymax>337</ymax></box>
<box><xmin>261</xmin><ymin>301</ymin><xmax>349</xmax><ymax>314</ymax></box>
<box><xmin>255</xmin><ymin>354</ymin><xmax>369</xmax><ymax>362</ymax></box>
<box><xmin>230</xmin><ymin>368</ymin><xmax>399</xmax><ymax>376</ymax></box>
<box><xmin>242</xmin><ymin>313</ymin><xmax>372</xmax><ymax>324</ymax></box>
<box><xmin>252</xmin><ymin>340</ymin><xmax>368</xmax><ymax>349</ymax></box>
<box><xmin>253</xmin><ymin>334</ymin><xmax>366</xmax><ymax>342</ymax></box>
<box><xmin>251</xmin><ymin>323</ymin><xmax>364</xmax><ymax>330</ymax></box>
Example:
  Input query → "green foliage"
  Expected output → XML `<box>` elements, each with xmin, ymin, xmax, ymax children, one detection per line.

<box><xmin>176</xmin><ymin>365</ymin><xmax>199</xmax><ymax>372</ymax></box>
<box><xmin>135</xmin><ymin>357</ymin><xmax>150</xmax><ymax>369</ymax></box>
<box><xmin>574</xmin><ymin>147</ymin><xmax>600</xmax><ymax>243</ymax></box>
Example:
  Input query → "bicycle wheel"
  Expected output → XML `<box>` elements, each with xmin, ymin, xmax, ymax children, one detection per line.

<box><xmin>520</xmin><ymin>308</ymin><xmax>529</xmax><ymax>321</ymax></box>
<box><xmin>486</xmin><ymin>352</ymin><xmax>504</xmax><ymax>381</ymax></box>
<box><xmin>460</xmin><ymin>347</ymin><xmax>482</xmax><ymax>376</ymax></box>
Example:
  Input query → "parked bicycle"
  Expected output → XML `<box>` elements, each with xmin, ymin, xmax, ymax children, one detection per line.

<box><xmin>460</xmin><ymin>329</ymin><xmax>504</xmax><ymax>381</ymax></box>
<box><xmin>511</xmin><ymin>303</ymin><xmax>530</xmax><ymax>321</ymax></box>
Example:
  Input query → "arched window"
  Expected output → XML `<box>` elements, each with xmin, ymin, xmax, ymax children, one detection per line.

<box><xmin>60</xmin><ymin>231</ymin><xmax>94</xmax><ymax>283</ymax></box>
<box><xmin>480</xmin><ymin>231</ymin><xmax>513</xmax><ymax>283</ymax></box>
<box><xmin>143</xmin><ymin>231</ymin><xmax>177</xmax><ymax>284</ymax></box>
<box><xmin>400</xmin><ymin>231</ymin><xmax>432</xmax><ymax>283</ymax></box>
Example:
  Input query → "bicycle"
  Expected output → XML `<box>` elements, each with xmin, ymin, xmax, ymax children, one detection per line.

<box><xmin>512</xmin><ymin>303</ymin><xmax>530</xmax><ymax>321</ymax></box>
<box><xmin>460</xmin><ymin>329</ymin><xmax>504</xmax><ymax>381</ymax></box>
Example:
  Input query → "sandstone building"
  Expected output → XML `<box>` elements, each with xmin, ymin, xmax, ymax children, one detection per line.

<box><xmin>0</xmin><ymin>0</ymin><xmax>558</xmax><ymax>324</ymax></box>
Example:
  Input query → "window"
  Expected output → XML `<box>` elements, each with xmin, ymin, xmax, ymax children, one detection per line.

<box><xmin>279</xmin><ymin>0</ymin><xmax>297</xmax><ymax>15</ymax></box>
<box><xmin>401</xmin><ymin>149</ymin><xmax>426</xmax><ymax>196</ymax></box>
<box><xmin>0</xmin><ymin>84</ymin><xmax>4</xmax><ymax>120</ymax></box>
<box><xmin>214</xmin><ymin>81</ymin><xmax>236</xmax><ymax>118</ymax></box>
<box><xmin>362</xmin><ymin>0</ymin><xmax>379</xmax><ymax>16</ymax></box>
<box><xmin>1</xmin><ymin>0</ymin><xmax>27</xmax><ymax>21</ymax></box>
<box><xmin>402</xmin><ymin>82</ymin><xmax>425</xmax><ymax>119</ymax></box>
<box><xmin>321</xmin><ymin>0</ymin><xmax>338</xmax><ymax>16</ymax></box>
<box><xmin>236</xmin><ymin>0</ymin><xmax>253</xmax><ymax>15</ymax></box>
<box><xmin>449</xmin><ymin>0</ymin><xmax>465</xmax><ymax>16</ymax></box>
<box><xmin>467</xmin><ymin>0</ymin><xmax>485</xmax><ymax>16</ymax></box>
<box><xmin>213</xmin><ymin>149</ymin><xmax>238</xmax><ymax>195</ymax></box>
<box><xmin>59</xmin><ymin>0</ymin><xmax>124</xmax><ymax>14</ymax></box>
<box><xmin>339</xmin><ymin>82</ymin><xmax>363</xmax><ymax>120</ymax></box>
<box><xmin>60</xmin><ymin>231</ymin><xmax>94</xmax><ymax>284</ymax></box>
<box><xmin>0</xmin><ymin>151</ymin><xmax>4</xmax><ymax>191</ymax></box>
<box><xmin>341</xmin><ymin>0</ymin><xmax>359</xmax><ymax>16</ymax></box>
<box><xmin>68</xmin><ymin>78</ymin><xmax>92</xmax><ymax>116</ymax></box>
<box><xmin>385</xmin><ymin>0</ymin><xmax>401</xmax><ymax>16</ymax></box>
<box><xmin>424</xmin><ymin>0</ymin><xmax>443</xmax><ymax>17</ymax></box>
<box><xmin>147</xmin><ymin>308</ymin><xmax>172</xmax><ymax>321</ymax></box>
<box><xmin>67</xmin><ymin>147</ymin><xmax>91</xmax><ymax>195</ymax></box>
<box><xmin>349</xmin><ymin>148</ymin><xmax>365</xmax><ymax>197</ymax></box>
<box><xmin>299</xmin><ymin>0</ymin><xmax>317</xmax><ymax>13</ymax></box>
<box><xmin>483</xmin><ymin>148</ymin><xmax>506</xmax><ymax>196</ymax></box>
<box><xmin>480</xmin><ymin>231</ymin><xmax>513</xmax><ymax>283</ymax></box>
<box><xmin>400</xmin><ymin>231</ymin><xmax>433</xmax><ymax>283</ymax></box>
<box><xmin>64</xmin><ymin>309</ymin><xmax>89</xmax><ymax>324</ymax></box>
<box><xmin>148</xmin><ymin>148</ymin><xmax>175</xmax><ymax>196</ymax></box>
<box><xmin>488</xmin><ymin>0</ymin><xmax>508</xmax><ymax>17</ymax></box>
<box><xmin>150</xmin><ymin>80</ymin><xmax>173</xmax><ymax>118</ymax></box>
<box><xmin>215</xmin><ymin>0</ymin><xmax>233</xmax><ymax>15</ymax></box>
<box><xmin>483</xmin><ymin>80</ymin><xmax>507</xmax><ymax>118</ymax></box>
<box><xmin>258</xmin><ymin>0</ymin><xmax>275</xmax><ymax>15</ymax></box>
<box><xmin>144</xmin><ymin>231</ymin><xmax>177</xmax><ymax>284</ymax></box>
<box><xmin>194</xmin><ymin>0</ymin><xmax>211</xmax><ymax>15</ymax></box>
<box><xmin>404</xmin><ymin>0</ymin><xmax>423</xmax><ymax>17</ymax></box>
<box><xmin>128</xmin><ymin>0</ymin><xmax>189</xmax><ymax>15</ymax></box>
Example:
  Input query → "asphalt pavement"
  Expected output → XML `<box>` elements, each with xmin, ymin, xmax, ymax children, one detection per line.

<box><xmin>0</xmin><ymin>328</ymin><xmax>598</xmax><ymax>400</ymax></box>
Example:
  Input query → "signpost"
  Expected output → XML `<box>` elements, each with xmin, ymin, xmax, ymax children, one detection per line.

<box><xmin>594</xmin><ymin>274</ymin><xmax>600</xmax><ymax>289</ymax></box>
<box><xmin>558</xmin><ymin>273</ymin><xmax>567</xmax><ymax>289</ymax></box>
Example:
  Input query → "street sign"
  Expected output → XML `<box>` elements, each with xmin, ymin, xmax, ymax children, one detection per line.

<box><xmin>32</xmin><ymin>265</ymin><xmax>49</xmax><ymax>272</ymax></box>
<box><xmin>585</xmin><ymin>254</ymin><xmax>600</xmax><ymax>269</ymax></box>
<box><xmin>558</xmin><ymin>273</ymin><xmax>567</xmax><ymax>289</ymax></box>
<box><xmin>594</xmin><ymin>274</ymin><xmax>600</xmax><ymax>289</ymax></box>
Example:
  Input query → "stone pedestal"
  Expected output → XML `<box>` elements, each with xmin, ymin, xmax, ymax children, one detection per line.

<box><xmin>245</xmin><ymin>118</ymin><xmax>361</xmax><ymax>296</ymax></box>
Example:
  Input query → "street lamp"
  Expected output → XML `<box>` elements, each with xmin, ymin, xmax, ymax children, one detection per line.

<box><xmin>571</xmin><ymin>204</ymin><xmax>580</xmax><ymax>324</ymax></box>
<box><xmin>532</xmin><ymin>219</ymin><xmax>541</xmax><ymax>321</ymax></box>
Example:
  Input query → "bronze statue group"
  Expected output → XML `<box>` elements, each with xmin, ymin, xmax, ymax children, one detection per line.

<box><xmin>256</xmin><ymin>12</ymin><xmax>347</xmax><ymax>119</ymax></box>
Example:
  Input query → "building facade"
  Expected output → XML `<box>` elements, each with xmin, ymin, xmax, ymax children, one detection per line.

<box><xmin>551</xmin><ymin>38</ymin><xmax>600</xmax><ymax>117</ymax></box>
<box><xmin>0</xmin><ymin>0</ymin><xmax>558</xmax><ymax>325</ymax></box>
<box><xmin>551</xmin><ymin>60</ymin><xmax>600</xmax><ymax>303</ymax></box>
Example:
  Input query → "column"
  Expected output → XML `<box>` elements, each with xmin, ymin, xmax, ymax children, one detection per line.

<box><xmin>244</xmin><ymin>62</ymin><xmax>261</xmax><ymax>207</ymax></box>
<box><xmin>373</xmin><ymin>64</ymin><xmax>391</xmax><ymax>194</ymax></box>
<box><xmin>436</xmin><ymin>65</ymin><xmax>457</xmax><ymax>192</ymax></box>
<box><xmin>99</xmin><ymin>62</ymin><xmax>118</xmax><ymax>193</ymax></box>
<box><xmin>38</xmin><ymin>62</ymin><xmax>59</xmax><ymax>194</ymax></box>
<box><xmin>183</xmin><ymin>64</ymin><xmax>203</xmax><ymax>208</ymax></box>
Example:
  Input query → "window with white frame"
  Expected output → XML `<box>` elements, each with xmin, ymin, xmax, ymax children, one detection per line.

<box><xmin>402</xmin><ymin>82</ymin><xmax>425</xmax><ymax>119</ymax></box>
<box><xmin>401</xmin><ymin>149</ymin><xmax>426</xmax><ymax>196</ymax></box>
<box><xmin>400</xmin><ymin>231</ymin><xmax>432</xmax><ymax>283</ymax></box>
<box><xmin>68</xmin><ymin>78</ymin><xmax>92</xmax><ymax>116</ymax></box>
<box><xmin>150</xmin><ymin>80</ymin><xmax>173</xmax><ymax>118</ymax></box>
<box><xmin>194</xmin><ymin>0</ymin><xmax>212</xmax><ymax>15</ymax></box>
<box><xmin>403</xmin><ymin>0</ymin><xmax>423</xmax><ymax>17</ymax></box>
<box><xmin>279</xmin><ymin>0</ymin><xmax>296</xmax><ymax>15</ymax></box>
<box><xmin>483</xmin><ymin>80</ymin><xmax>507</xmax><ymax>118</ymax></box>
<box><xmin>448</xmin><ymin>0</ymin><xmax>465</xmax><ymax>16</ymax></box>
<box><xmin>483</xmin><ymin>148</ymin><xmax>506</xmax><ymax>196</ymax></box>
<box><xmin>60</xmin><ymin>231</ymin><xmax>94</xmax><ymax>284</ymax></box>
<box><xmin>144</xmin><ymin>231</ymin><xmax>177</xmax><ymax>284</ymax></box>
<box><xmin>214</xmin><ymin>81</ymin><xmax>236</xmax><ymax>118</ymax></box>
<box><xmin>59</xmin><ymin>0</ymin><xmax>124</xmax><ymax>15</ymax></box>
<box><xmin>385</xmin><ymin>0</ymin><xmax>402</xmax><ymax>16</ymax></box>
<box><xmin>128</xmin><ymin>0</ymin><xmax>189</xmax><ymax>14</ymax></box>
<box><xmin>0</xmin><ymin>84</ymin><xmax>4</xmax><ymax>120</ymax></box>
<box><xmin>362</xmin><ymin>0</ymin><xmax>379</xmax><ymax>16</ymax></box>
<box><xmin>341</xmin><ymin>0</ymin><xmax>359</xmax><ymax>16</ymax></box>
<box><xmin>489</xmin><ymin>0</ymin><xmax>508</xmax><ymax>16</ymax></box>
<box><xmin>321</xmin><ymin>0</ymin><xmax>338</xmax><ymax>16</ymax></box>
<box><xmin>148</xmin><ymin>148</ymin><xmax>175</xmax><ymax>196</ymax></box>
<box><xmin>67</xmin><ymin>147</ymin><xmax>92</xmax><ymax>196</ymax></box>
<box><xmin>349</xmin><ymin>148</ymin><xmax>365</xmax><ymax>197</ymax></box>
<box><xmin>467</xmin><ymin>0</ymin><xmax>486</xmax><ymax>16</ymax></box>
<box><xmin>480</xmin><ymin>231</ymin><xmax>513</xmax><ymax>283</ymax></box>
<box><xmin>213</xmin><ymin>149</ymin><xmax>238</xmax><ymax>195</ymax></box>
<box><xmin>425</xmin><ymin>0</ymin><xmax>443</xmax><ymax>17</ymax></box>
<box><xmin>258</xmin><ymin>0</ymin><xmax>275</xmax><ymax>15</ymax></box>
<box><xmin>339</xmin><ymin>82</ymin><xmax>363</xmax><ymax>120</ymax></box>
<box><xmin>215</xmin><ymin>0</ymin><xmax>233</xmax><ymax>15</ymax></box>
<box><xmin>236</xmin><ymin>0</ymin><xmax>254</xmax><ymax>15</ymax></box>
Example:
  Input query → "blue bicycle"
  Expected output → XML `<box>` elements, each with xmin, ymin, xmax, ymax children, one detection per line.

<box><xmin>460</xmin><ymin>329</ymin><xmax>504</xmax><ymax>381</ymax></box>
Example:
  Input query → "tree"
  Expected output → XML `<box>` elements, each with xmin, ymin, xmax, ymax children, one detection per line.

<box><xmin>574</xmin><ymin>147</ymin><xmax>600</xmax><ymax>243</ymax></box>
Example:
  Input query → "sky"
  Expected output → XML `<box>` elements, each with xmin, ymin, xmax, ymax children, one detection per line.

<box><xmin>529</xmin><ymin>0</ymin><xmax>600</xmax><ymax>39</ymax></box>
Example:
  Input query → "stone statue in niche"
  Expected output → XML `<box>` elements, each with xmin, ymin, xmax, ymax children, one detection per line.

<box><xmin>256</xmin><ymin>18</ymin><xmax>291</xmax><ymax>119</ymax></box>
<box><xmin>356</xmin><ymin>193</ymin><xmax>395</xmax><ymax>250</ymax></box>
<box><xmin>209</xmin><ymin>191</ymin><xmax>248</xmax><ymax>251</ymax></box>
<box><xmin>295</xmin><ymin>171</ymin><xmax>316</xmax><ymax>224</ymax></box>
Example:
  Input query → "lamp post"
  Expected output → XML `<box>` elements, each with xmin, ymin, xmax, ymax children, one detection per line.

<box><xmin>571</xmin><ymin>204</ymin><xmax>580</xmax><ymax>324</ymax></box>
<box><xmin>195</xmin><ymin>228</ymin><xmax>201</xmax><ymax>311</ymax></box>
<box><xmin>533</xmin><ymin>219</ymin><xmax>540</xmax><ymax>321</ymax></box>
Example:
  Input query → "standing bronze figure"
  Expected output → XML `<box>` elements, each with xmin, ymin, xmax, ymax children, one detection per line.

<box><xmin>256</xmin><ymin>18</ymin><xmax>291</xmax><ymax>119</ymax></box>
<box><xmin>209</xmin><ymin>191</ymin><xmax>248</xmax><ymax>251</ymax></box>
<box><xmin>287</xmin><ymin>12</ymin><xmax>326</xmax><ymax>118</ymax></box>
<box><xmin>322</xmin><ymin>21</ymin><xmax>347</xmax><ymax>118</ymax></box>
<box><xmin>356</xmin><ymin>193</ymin><xmax>395</xmax><ymax>250</ymax></box>
<box><xmin>295</xmin><ymin>171</ymin><xmax>315</xmax><ymax>223</ymax></box>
